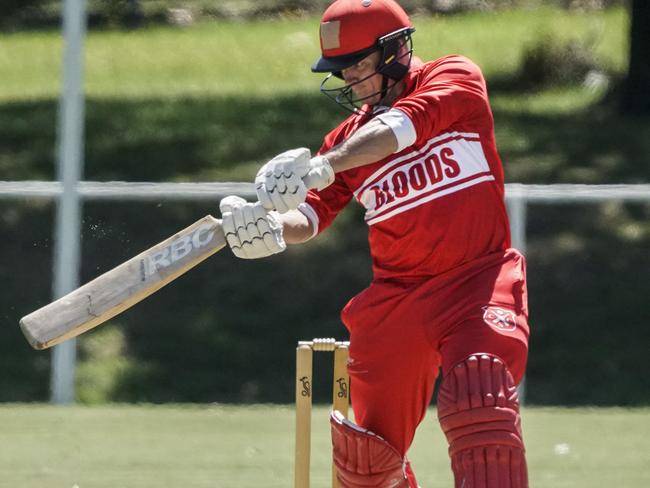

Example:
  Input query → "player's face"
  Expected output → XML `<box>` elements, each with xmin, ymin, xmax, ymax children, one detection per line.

<box><xmin>341</xmin><ymin>51</ymin><xmax>383</xmax><ymax>105</ymax></box>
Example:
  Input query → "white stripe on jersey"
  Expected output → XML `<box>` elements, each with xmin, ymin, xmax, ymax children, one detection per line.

<box><xmin>355</xmin><ymin>132</ymin><xmax>494</xmax><ymax>226</ymax></box>
<box><xmin>366</xmin><ymin>174</ymin><xmax>495</xmax><ymax>225</ymax></box>
<box><xmin>353</xmin><ymin>131</ymin><xmax>481</xmax><ymax>200</ymax></box>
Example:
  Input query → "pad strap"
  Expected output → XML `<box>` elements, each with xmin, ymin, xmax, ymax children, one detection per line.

<box><xmin>330</xmin><ymin>411</ymin><xmax>412</xmax><ymax>488</ymax></box>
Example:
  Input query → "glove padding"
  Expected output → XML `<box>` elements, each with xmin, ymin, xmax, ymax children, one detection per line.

<box><xmin>255</xmin><ymin>147</ymin><xmax>335</xmax><ymax>213</ymax></box>
<box><xmin>219</xmin><ymin>195</ymin><xmax>286</xmax><ymax>259</ymax></box>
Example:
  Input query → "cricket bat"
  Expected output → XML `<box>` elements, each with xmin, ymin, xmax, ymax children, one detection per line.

<box><xmin>20</xmin><ymin>215</ymin><xmax>226</xmax><ymax>350</ymax></box>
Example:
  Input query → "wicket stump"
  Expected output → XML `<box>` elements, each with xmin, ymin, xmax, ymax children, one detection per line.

<box><xmin>295</xmin><ymin>338</ymin><xmax>350</xmax><ymax>488</ymax></box>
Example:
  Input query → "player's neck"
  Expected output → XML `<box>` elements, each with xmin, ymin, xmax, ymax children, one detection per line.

<box><xmin>380</xmin><ymin>79</ymin><xmax>406</xmax><ymax>107</ymax></box>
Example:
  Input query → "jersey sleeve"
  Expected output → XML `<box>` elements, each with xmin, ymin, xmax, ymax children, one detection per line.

<box><xmin>300</xmin><ymin>176</ymin><xmax>353</xmax><ymax>238</ymax></box>
<box><xmin>392</xmin><ymin>56</ymin><xmax>491</xmax><ymax>146</ymax></box>
<box><xmin>298</xmin><ymin>126</ymin><xmax>355</xmax><ymax>237</ymax></box>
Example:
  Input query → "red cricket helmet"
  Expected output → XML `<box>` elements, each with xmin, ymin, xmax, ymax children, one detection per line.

<box><xmin>311</xmin><ymin>0</ymin><xmax>415</xmax><ymax>79</ymax></box>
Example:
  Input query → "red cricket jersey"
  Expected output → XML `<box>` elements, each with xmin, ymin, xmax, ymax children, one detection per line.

<box><xmin>303</xmin><ymin>55</ymin><xmax>511</xmax><ymax>280</ymax></box>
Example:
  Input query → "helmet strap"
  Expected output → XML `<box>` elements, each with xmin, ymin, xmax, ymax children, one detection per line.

<box><xmin>379</xmin><ymin>75</ymin><xmax>391</xmax><ymax>104</ymax></box>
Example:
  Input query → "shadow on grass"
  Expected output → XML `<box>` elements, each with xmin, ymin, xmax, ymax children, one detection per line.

<box><xmin>494</xmin><ymin>106</ymin><xmax>650</xmax><ymax>183</ymax></box>
<box><xmin>1</xmin><ymin>92</ymin><xmax>648</xmax><ymax>405</ymax></box>
<box><xmin>1</xmin><ymin>92</ymin><xmax>648</xmax><ymax>182</ymax></box>
<box><xmin>0</xmin><ymin>94</ymin><xmax>345</xmax><ymax>181</ymax></box>
<box><xmin>525</xmin><ymin>203</ymin><xmax>650</xmax><ymax>405</ymax></box>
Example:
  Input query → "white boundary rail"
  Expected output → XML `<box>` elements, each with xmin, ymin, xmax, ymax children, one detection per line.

<box><xmin>0</xmin><ymin>181</ymin><xmax>257</xmax><ymax>200</ymax></box>
<box><xmin>0</xmin><ymin>181</ymin><xmax>647</xmax><ymax>202</ymax></box>
<box><xmin>2</xmin><ymin>181</ymin><xmax>649</xmax><ymax>403</ymax></box>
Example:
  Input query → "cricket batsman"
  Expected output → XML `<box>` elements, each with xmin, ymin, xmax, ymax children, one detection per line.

<box><xmin>219</xmin><ymin>0</ymin><xmax>530</xmax><ymax>486</ymax></box>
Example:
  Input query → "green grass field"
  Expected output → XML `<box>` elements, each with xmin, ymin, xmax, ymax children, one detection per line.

<box><xmin>1</xmin><ymin>404</ymin><xmax>648</xmax><ymax>488</ymax></box>
<box><xmin>0</xmin><ymin>7</ymin><xmax>627</xmax><ymax>101</ymax></box>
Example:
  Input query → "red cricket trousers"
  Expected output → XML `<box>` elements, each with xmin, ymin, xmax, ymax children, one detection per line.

<box><xmin>340</xmin><ymin>249</ymin><xmax>530</xmax><ymax>456</ymax></box>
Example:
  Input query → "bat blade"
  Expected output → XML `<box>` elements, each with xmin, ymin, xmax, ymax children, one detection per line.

<box><xmin>20</xmin><ymin>215</ymin><xmax>226</xmax><ymax>350</ymax></box>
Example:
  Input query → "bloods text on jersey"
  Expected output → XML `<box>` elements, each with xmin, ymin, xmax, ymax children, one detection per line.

<box><xmin>354</xmin><ymin>131</ymin><xmax>494</xmax><ymax>225</ymax></box>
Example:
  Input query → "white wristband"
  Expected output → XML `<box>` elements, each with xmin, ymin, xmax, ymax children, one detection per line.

<box><xmin>304</xmin><ymin>155</ymin><xmax>335</xmax><ymax>190</ymax></box>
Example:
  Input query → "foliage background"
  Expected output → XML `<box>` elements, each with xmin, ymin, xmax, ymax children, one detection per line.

<box><xmin>0</xmin><ymin>2</ymin><xmax>647</xmax><ymax>405</ymax></box>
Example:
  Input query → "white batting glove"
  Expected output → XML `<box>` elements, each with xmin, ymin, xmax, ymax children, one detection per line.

<box><xmin>255</xmin><ymin>148</ymin><xmax>335</xmax><ymax>213</ymax></box>
<box><xmin>219</xmin><ymin>195</ymin><xmax>286</xmax><ymax>259</ymax></box>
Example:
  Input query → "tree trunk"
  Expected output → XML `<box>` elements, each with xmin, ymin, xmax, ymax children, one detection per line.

<box><xmin>621</xmin><ymin>0</ymin><xmax>650</xmax><ymax>115</ymax></box>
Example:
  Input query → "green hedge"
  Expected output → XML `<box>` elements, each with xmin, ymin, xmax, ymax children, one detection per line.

<box><xmin>1</xmin><ymin>94</ymin><xmax>648</xmax><ymax>405</ymax></box>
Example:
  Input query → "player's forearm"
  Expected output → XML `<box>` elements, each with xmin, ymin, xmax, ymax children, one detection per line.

<box><xmin>278</xmin><ymin>209</ymin><xmax>314</xmax><ymax>244</ymax></box>
<box><xmin>266</xmin><ymin>121</ymin><xmax>397</xmax><ymax>242</ymax></box>
<box><xmin>324</xmin><ymin>118</ymin><xmax>398</xmax><ymax>173</ymax></box>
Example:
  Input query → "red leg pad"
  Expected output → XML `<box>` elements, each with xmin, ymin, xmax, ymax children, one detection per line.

<box><xmin>330</xmin><ymin>411</ymin><xmax>413</xmax><ymax>488</ymax></box>
<box><xmin>437</xmin><ymin>354</ymin><xmax>528</xmax><ymax>488</ymax></box>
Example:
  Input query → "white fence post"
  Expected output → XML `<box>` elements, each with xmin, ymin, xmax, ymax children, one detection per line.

<box><xmin>506</xmin><ymin>194</ymin><xmax>527</xmax><ymax>404</ymax></box>
<box><xmin>50</xmin><ymin>0</ymin><xmax>87</xmax><ymax>404</ymax></box>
